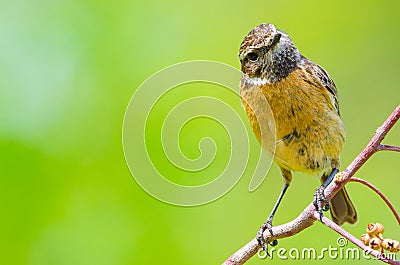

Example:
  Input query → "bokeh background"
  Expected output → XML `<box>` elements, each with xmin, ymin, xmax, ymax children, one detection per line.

<box><xmin>1</xmin><ymin>0</ymin><xmax>399</xmax><ymax>264</ymax></box>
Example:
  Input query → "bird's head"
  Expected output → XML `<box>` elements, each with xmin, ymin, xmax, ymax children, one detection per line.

<box><xmin>239</xmin><ymin>23</ymin><xmax>301</xmax><ymax>84</ymax></box>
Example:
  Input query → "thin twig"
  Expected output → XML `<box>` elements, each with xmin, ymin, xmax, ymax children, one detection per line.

<box><xmin>350</xmin><ymin>177</ymin><xmax>400</xmax><ymax>225</ymax></box>
<box><xmin>222</xmin><ymin>104</ymin><xmax>400</xmax><ymax>265</ymax></box>
<box><xmin>377</xmin><ymin>144</ymin><xmax>400</xmax><ymax>153</ymax></box>
<box><xmin>316</xmin><ymin>213</ymin><xmax>400</xmax><ymax>265</ymax></box>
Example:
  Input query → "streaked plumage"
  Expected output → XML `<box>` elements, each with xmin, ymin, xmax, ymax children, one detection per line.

<box><xmin>239</xmin><ymin>23</ymin><xmax>357</xmax><ymax>227</ymax></box>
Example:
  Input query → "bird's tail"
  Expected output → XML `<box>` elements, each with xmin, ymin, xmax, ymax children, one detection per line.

<box><xmin>330</xmin><ymin>187</ymin><xmax>358</xmax><ymax>225</ymax></box>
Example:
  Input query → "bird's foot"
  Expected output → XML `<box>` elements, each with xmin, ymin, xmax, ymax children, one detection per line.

<box><xmin>313</xmin><ymin>186</ymin><xmax>330</xmax><ymax>222</ymax></box>
<box><xmin>256</xmin><ymin>219</ymin><xmax>278</xmax><ymax>256</ymax></box>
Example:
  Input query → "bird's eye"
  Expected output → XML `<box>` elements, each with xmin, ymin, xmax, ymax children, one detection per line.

<box><xmin>247</xmin><ymin>52</ymin><xmax>259</xmax><ymax>62</ymax></box>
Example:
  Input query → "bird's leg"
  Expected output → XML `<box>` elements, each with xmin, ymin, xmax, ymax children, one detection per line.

<box><xmin>257</xmin><ymin>183</ymin><xmax>289</xmax><ymax>256</ymax></box>
<box><xmin>314</xmin><ymin>168</ymin><xmax>339</xmax><ymax>222</ymax></box>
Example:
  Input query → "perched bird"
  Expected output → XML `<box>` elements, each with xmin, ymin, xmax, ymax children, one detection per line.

<box><xmin>239</xmin><ymin>23</ymin><xmax>357</xmax><ymax>253</ymax></box>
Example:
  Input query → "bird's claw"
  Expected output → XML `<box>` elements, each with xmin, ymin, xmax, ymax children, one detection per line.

<box><xmin>256</xmin><ymin>219</ymin><xmax>276</xmax><ymax>256</ymax></box>
<box><xmin>313</xmin><ymin>186</ymin><xmax>330</xmax><ymax>222</ymax></box>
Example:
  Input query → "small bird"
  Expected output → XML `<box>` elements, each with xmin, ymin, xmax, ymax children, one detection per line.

<box><xmin>239</xmin><ymin>23</ymin><xmax>357</xmax><ymax>254</ymax></box>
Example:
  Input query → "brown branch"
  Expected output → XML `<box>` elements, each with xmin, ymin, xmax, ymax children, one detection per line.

<box><xmin>377</xmin><ymin>144</ymin><xmax>400</xmax><ymax>153</ymax></box>
<box><xmin>317</xmin><ymin>213</ymin><xmax>400</xmax><ymax>265</ymax></box>
<box><xmin>223</xmin><ymin>104</ymin><xmax>400</xmax><ymax>265</ymax></box>
<box><xmin>224</xmin><ymin>205</ymin><xmax>316</xmax><ymax>264</ymax></box>
<box><xmin>350</xmin><ymin>177</ymin><xmax>400</xmax><ymax>225</ymax></box>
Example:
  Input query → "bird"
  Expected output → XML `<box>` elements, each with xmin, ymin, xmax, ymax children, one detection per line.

<box><xmin>238</xmin><ymin>23</ymin><xmax>357</xmax><ymax>254</ymax></box>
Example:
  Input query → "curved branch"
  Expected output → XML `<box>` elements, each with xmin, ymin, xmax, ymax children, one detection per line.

<box><xmin>350</xmin><ymin>177</ymin><xmax>400</xmax><ymax>225</ymax></box>
<box><xmin>316</xmin><ymin>213</ymin><xmax>400</xmax><ymax>265</ymax></box>
<box><xmin>377</xmin><ymin>144</ymin><xmax>400</xmax><ymax>153</ymax></box>
<box><xmin>222</xmin><ymin>104</ymin><xmax>400</xmax><ymax>265</ymax></box>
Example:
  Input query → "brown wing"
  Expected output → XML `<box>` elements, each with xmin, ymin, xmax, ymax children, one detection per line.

<box><xmin>302</xmin><ymin>56</ymin><xmax>340</xmax><ymax>116</ymax></box>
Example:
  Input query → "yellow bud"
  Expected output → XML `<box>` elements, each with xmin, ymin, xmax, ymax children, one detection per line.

<box><xmin>375</xmin><ymin>223</ymin><xmax>384</xmax><ymax>234</ymax></box>
<box><xmin>366</xmin><ymin>223</ymin><xmax>378</xmax><ymax>236</ymax></box>
<box><xmin>366</xmin><ymin>223</ymin><xmax>384</xmax><ymax>239</ymax></box>
<box><xmin>361</xmin><ymin>234</ymin><xmax>371</xmax><ymax>246</ymax></box>
<box><xmin>369</xmin><ymin>238</ymin><xmax>382</xmax><ymax>250</ymax></box>
<box><xmin>382</xmin><ymin>239</ymin><xmax>400</xmax><ymax>253</ymax></box>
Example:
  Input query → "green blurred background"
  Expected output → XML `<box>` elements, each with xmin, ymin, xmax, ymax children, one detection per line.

<box><xmin>1</xmin><ymin>0</ymin><xmax>399</xmax><ymax>264</ymax></box>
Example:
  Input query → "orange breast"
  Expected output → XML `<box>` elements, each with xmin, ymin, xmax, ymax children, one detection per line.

<box><xmin>240</xmin><ymin>69</ymin><xmax>345</xmax><ymax>174</ymax></box>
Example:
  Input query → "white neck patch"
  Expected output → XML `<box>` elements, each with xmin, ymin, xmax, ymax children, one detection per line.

<box><xmin>242</xmin><ymin>74</ymin><xmax>271</xmax><ymax>86</ymax></box>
